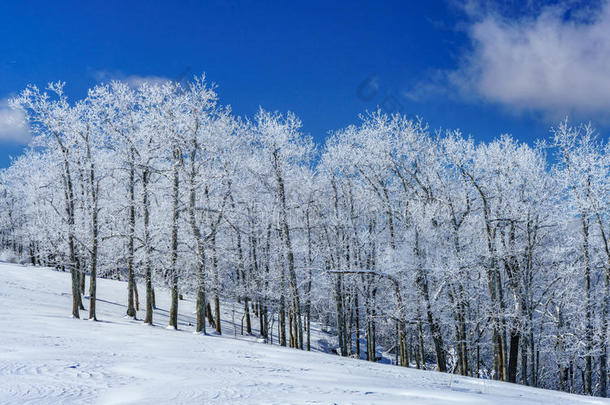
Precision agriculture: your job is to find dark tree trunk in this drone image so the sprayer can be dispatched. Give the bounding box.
[126,155,137,318]
[168,148,180,330]
[142,169,154,325]
[507,332,520,383]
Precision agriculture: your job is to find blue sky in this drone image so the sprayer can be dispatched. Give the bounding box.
[0,0,608,167]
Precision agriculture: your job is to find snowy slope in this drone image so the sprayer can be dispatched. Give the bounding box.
[0,263,608,405]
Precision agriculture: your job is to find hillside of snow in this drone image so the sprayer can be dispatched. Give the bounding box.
[0,262,608,405]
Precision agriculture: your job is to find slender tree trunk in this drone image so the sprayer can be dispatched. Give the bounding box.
[88,190,98,321]
[305,209,313,351]
[187,145,207,334]
[196,256,207,334]
[417,315,425,369]
[211,234,221,334]
[334,272,347,356]
[355,292,360,358]
[414,230,446,372]
[274,149,302,349]
[235,217,251,335]
[596,212,610,397]
[279,262,287,347]
[582,213,592,395]
[521,333,529,385]
[126,155,137,318]
[76,268,85,310]
[57,140,80,319]
[168,148,180,330]
[206,302,216,328]
[79,259,85,295]
[142,169,154,325]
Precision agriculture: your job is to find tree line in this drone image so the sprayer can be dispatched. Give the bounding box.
[1,77,610,396]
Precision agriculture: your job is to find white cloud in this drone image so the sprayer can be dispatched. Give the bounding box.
[449,1,610,120]
[0,99,30,144]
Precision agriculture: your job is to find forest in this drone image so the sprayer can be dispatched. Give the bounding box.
[1,76,609,397]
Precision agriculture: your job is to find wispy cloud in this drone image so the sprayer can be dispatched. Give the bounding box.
[93,70,171,88]
[0,99,30,144]
[412,1,610,121]
[123,74,171,88]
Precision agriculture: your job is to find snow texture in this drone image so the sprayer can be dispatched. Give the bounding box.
[0,262,607,405]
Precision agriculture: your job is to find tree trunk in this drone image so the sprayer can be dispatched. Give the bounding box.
[126,155,137,318]
[211,234,221,334]
[142,169,154,325]
[582,213,592,395]
[274,149,302,349]
[196,258,207,334]
[168,148,180,330]
[58,140,80,319]
[279,263,287,347]
[507,332,520,383]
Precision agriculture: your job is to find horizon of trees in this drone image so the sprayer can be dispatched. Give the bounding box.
[1,76,610,397]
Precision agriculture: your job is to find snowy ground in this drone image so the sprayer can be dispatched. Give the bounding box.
[0,263,608,404]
